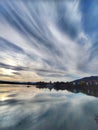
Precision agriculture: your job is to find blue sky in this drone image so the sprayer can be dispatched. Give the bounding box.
[0,0,98,82]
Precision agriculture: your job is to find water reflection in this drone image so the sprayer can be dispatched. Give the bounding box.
[0,85,98,130]
[70,88,98,97]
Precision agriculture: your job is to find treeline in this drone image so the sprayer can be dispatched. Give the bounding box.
[36,81,98,91]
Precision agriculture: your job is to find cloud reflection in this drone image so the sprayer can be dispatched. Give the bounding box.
[0,86,98,130]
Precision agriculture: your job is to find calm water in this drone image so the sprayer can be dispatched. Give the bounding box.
[0,85,98,130]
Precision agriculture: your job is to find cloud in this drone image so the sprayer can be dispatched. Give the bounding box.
[0,0,98,81]
[0,62,27,71]
[0,37,24,53]
[0,74,13,77]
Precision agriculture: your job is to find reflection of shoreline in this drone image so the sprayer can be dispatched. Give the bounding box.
[36,82,98,97]
[70,88,98,97]
[1,78,98,97]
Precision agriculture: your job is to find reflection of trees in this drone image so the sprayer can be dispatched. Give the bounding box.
[95,115,98,124]
[36,81,98,97]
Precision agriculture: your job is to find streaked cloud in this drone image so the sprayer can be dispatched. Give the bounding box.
[0,0,98,81]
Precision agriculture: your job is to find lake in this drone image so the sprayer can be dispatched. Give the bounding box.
[0,84,98,130]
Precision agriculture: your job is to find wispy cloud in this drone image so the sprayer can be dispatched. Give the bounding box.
[0,0,98,81]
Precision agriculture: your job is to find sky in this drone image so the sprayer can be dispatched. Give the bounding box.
[0,0,98,82]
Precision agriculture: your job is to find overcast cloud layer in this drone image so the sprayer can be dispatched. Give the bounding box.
[0,0,98,82]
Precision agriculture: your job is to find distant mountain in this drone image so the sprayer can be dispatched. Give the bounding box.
[72,76,98,84]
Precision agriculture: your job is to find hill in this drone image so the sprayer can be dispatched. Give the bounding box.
[72,76,98,85]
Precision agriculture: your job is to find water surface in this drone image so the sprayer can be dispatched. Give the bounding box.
[0,85,98,130]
